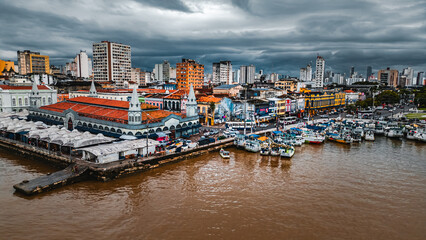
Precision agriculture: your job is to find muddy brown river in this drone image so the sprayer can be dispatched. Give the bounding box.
[1,137,425,239]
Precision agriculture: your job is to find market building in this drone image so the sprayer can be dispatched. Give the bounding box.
[28,82,200,139]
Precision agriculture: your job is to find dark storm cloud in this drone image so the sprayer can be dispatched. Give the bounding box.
[134,0,192,12]
[0,0,425,76]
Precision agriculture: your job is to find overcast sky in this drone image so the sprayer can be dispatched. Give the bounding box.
[0,0,425,76]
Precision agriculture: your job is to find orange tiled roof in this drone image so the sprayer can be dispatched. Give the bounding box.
[40,102,184,124]
[165,89,188,99]
[197,95,222,103]
[142,110,186,123]
[68,97,157,110]
[344,90,355,93]
[0,85,50,90]
[76,88,178,94]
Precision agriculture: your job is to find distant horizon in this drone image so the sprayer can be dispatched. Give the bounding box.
[1,0,425,76]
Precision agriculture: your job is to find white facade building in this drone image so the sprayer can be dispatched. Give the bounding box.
[239,65,255,84]
[153,60,171,84]
[0,81,57,112]
[314,56,325,88]
[402,67,414,86]
[300,68,307,81]
[212,61,232,85]
[75,50,91,79]
[92,41,131,88]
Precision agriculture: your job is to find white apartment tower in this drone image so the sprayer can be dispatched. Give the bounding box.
[75,50,91,79]
[92,41,131,88]
[402,67,414,86]
[300,68,307,81]
[300,64,312,82]
[212,61,233,85]
[306,64,312,81]
[153,60,171,84]
[314,56,325,88]
[239,65,256,84]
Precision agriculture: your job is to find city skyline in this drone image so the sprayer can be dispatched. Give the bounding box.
[0,0,425,76]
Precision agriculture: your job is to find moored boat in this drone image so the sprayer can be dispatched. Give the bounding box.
[245,139,260,153]
[365,130,375,141]
[387,128,403,138]
[260,142,271,155]
[219,148,230,158]
[327,132,352,144]
[304,133,325,144]
[280,145,295,158]
[234,134,246,148]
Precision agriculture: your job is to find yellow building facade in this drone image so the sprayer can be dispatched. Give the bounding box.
[274,79,298,92]
[304,91,346,115]
[0,59,15,75]
[18,50,50,74]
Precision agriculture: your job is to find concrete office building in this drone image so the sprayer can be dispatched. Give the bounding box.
[239,65,255,84]
[314,56,325,88]
[177,59,204,91]
[212,61,232,85]
[92,41,131,88]
[17,50,50,75]
[378,68,399,87]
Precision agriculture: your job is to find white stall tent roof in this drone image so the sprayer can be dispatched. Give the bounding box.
[78,139,159,157]
[0,118,115,147]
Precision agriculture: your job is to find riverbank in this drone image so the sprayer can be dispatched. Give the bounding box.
[9,134,234,195]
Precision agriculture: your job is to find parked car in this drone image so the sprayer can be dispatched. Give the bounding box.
[320,114,329,118]
[259,123,268,128]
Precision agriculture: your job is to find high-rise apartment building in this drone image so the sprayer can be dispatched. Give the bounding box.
[300,68,307,81]
[350,66,355,77]
[239,65,255,84]
[402,67,414,86]
[131,68,142,86]
[314,56,325,88]
[212,60,232,85]
[306,64,312,81]
[176,59,204,90]
[74,50,91,78]
[92,41,131,87]
[17,50,50,75]
[366,66,372,80]
[299,64,312,82]
[153,60,171,83]
[378,68,398,87]
[417,72,424,86]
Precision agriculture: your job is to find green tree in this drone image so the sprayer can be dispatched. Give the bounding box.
[415,92,426,108]
[376,90,400,105]
[346,104,357,113]
[209,102,216,114]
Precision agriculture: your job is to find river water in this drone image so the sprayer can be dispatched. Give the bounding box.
[1,137,425,239]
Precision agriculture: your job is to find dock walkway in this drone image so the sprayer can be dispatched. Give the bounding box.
[13,164,89,195]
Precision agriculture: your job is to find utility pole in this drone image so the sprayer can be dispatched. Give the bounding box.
[243,84,247,135]
[145,112,152,158]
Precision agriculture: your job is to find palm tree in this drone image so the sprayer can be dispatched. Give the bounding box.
[209,102,216,125]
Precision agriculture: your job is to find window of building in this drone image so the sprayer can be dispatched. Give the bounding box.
[25,98,28,106]
[12,98,16,107]
[18,98,22,106]
[48,97,52,104]
[42,97,46,105]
